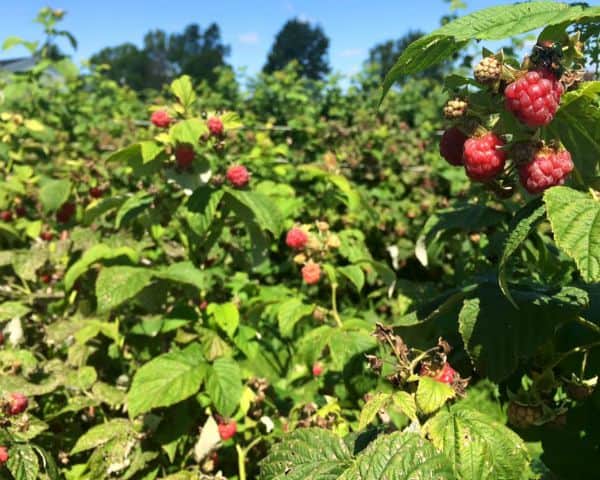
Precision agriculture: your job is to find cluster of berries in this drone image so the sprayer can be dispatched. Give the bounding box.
[151,110,250,189]
[0,392,29,466]
[285,221,341,285]
[439,41,575,195]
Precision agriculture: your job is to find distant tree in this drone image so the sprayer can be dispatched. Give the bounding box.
[366,30,448,82]
[264,19,330,80]
[90,23,230,90]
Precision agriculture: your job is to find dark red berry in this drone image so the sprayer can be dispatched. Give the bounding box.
[56,202,76,224]
[0,211,12,222]
[207,117,224,136]
[440,127,468,166]
[89,186,103,198]
[463,132,506,182]
[8,392,28,415]
[175,145,195,169]
[504,69,563,127]
[217,420,237,440]
[40,230,54,241]
[226,165,250,188]
[519,146,573,194]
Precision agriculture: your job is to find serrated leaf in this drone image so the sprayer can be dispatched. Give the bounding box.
[423,405,530,480]
[169,118,207,145]
[277,298,314,337]
[416,376,455,414]
[39,178,71,212]
[338,265,364,293]
[96,266,154,313]
[107,142,162,164]
[64,244,139,290]
[358,393,391,430]
[115,193,153,228]
[206,357,243,417]
[459,285,588,381]
[71,418,134,454]
[498,200,546,305]
[544,187,600,282]
[155,261,206,289]
[391,391,417,421]
[7,444,39,480]
[328,327,377,370]
[207,302,239,338]
[224,188,282,235]
[127,343,206,418]
[0,301,30,321]
[170,75,196,111]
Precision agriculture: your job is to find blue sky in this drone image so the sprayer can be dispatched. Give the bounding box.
[0,1,591,76]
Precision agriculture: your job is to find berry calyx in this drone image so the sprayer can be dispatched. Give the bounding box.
[56,202,76,224]
[518,145,573,194]
[0,446,8,465]
[217,420,237,441]
[150,110,172,128]
[302,261,321,285]
[439,127,468,166]
[504,69,563,127]
[0,211,12,222]
[312,362,324,376]
[89,186,103,199]
[463,132,506,181]
[286,227,308,250]
[7,392,28,415]
[175,144,195,169]
[474,56,501,84]
[207,116,224,137]
[443,98,468,119]
[226,165,250,188]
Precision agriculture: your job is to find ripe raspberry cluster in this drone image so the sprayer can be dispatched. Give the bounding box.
[439,41,576,196]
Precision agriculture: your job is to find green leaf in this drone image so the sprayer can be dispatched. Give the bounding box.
[338,265,364,293]
[328,327,377,370]
[107,142,162,164]
[0,301,30,321]
[39,178,71,212]
[544,187,600,282]
[70,418,134,454]
[459,285,588,381]
[127,343,206,418]
[7,444,39,480]
[423,405,531,480]
[498,200,546,305]
[95,266,154,313]
[416,376,455,414]
[206,357,243,417]
[171,75,197,110]
[170,118,207,145]
[358,393,391,430]
[224,188,282,235]
[391,391,417,421]
[207,302,239,338]
[277,298,314,337]
[155,261,206,289]
[115,193,153,228]
[64,244,139,291]
[259,428,352,480]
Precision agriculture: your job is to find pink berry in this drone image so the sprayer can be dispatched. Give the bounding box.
[312,362,323,376]
[434,363,457,384]
[0,446,8,464]
[218,420,237,440]
[504,69,563,128]
[8,392,28,415]
[207,117,224,136]
[519,146,573,194]
[151,110,172,128]
[463,132,506,182]
[286,227,308,250]
[302,262,321,285]
[226,165,250,188]
[0,211,12,222]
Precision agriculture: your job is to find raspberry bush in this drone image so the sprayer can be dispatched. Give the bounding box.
[0,3,599,480]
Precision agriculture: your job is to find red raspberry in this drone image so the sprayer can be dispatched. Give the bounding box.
[89,186,103,199]
[302,262,321,285]
[175,144,195,169]
[463,133,506,181]
[226,165,250,188]
[504,70,563,127]
[15,205,26,217]
[312,362,323,376]
[439,127,467,166]
[0,211,12,222]
[150,110,172,128]
[8,392,28,415]
[56,202,76,224]
[434,363,457,384]
[519,146,573,194]
[0,446,8,464]
[40,230,54,241]
[286,227,308,250]
[207,116,224,136]
[217,420,237,441]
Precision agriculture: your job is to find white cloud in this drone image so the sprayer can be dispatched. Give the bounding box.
[238,32,259,45]
[340,48,365,58]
